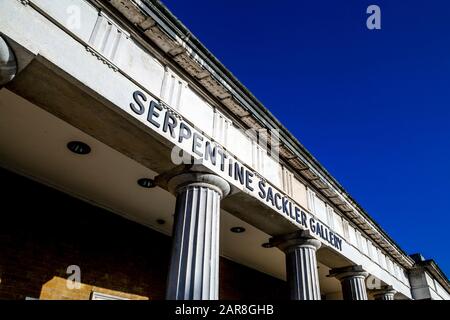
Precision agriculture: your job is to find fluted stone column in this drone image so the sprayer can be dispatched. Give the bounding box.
[0,36,17,87]
[373,286,396,300]
[271,231,322,300]
[166,172,230,300]
[329,265,369,300]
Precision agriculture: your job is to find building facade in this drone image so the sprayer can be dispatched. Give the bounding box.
[0,0,448,300]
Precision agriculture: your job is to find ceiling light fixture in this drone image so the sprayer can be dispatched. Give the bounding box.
[230,227,246,233]
[137,178,156,188]
[67,141,91,155]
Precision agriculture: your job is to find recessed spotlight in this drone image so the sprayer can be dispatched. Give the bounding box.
[67,141,91,155]
[137,178,156,188]
[261,242,273,248]
[230,227,245,233]
[156,219,166,225]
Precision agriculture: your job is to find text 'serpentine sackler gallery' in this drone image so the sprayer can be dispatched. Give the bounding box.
[0,0,448,300]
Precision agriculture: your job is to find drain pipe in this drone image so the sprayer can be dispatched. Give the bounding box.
[0,36,17,88]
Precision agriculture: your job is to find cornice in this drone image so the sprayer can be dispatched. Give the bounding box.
[102,0,414,268]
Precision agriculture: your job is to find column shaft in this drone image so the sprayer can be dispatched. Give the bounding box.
[165,173,230,300]
[373,286,396,300]
[341,276,368,300]
[286,245,321,300]
[375,293,395,300]
[329,265,369,300]
[271,231,322,300]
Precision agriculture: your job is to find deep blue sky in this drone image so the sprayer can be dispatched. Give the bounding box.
[161,0,450,277]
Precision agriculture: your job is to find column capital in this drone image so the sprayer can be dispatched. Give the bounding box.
[372,285,397,300]
[270,230,321,253]
[328,265,368,281]
[167,172,231,198]
[0,36,17,87]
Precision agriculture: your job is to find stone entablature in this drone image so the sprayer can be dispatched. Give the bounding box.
[2,0,433,298]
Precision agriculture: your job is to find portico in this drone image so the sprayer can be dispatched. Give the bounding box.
[0,0,449,301]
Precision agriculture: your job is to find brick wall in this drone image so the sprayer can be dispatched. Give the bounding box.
[0,168,287,300]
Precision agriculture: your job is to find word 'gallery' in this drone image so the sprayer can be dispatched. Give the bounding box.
[0,0,448,300]
[130,91,343,252]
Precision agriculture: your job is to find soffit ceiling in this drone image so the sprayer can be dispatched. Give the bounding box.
[0,88,343,295]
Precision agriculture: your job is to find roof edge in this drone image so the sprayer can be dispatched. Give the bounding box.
[107,0,415,268]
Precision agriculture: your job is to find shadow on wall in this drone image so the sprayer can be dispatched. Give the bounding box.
[0,167,171,300]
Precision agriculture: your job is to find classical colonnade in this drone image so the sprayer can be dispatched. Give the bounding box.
[163,171,396,300]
